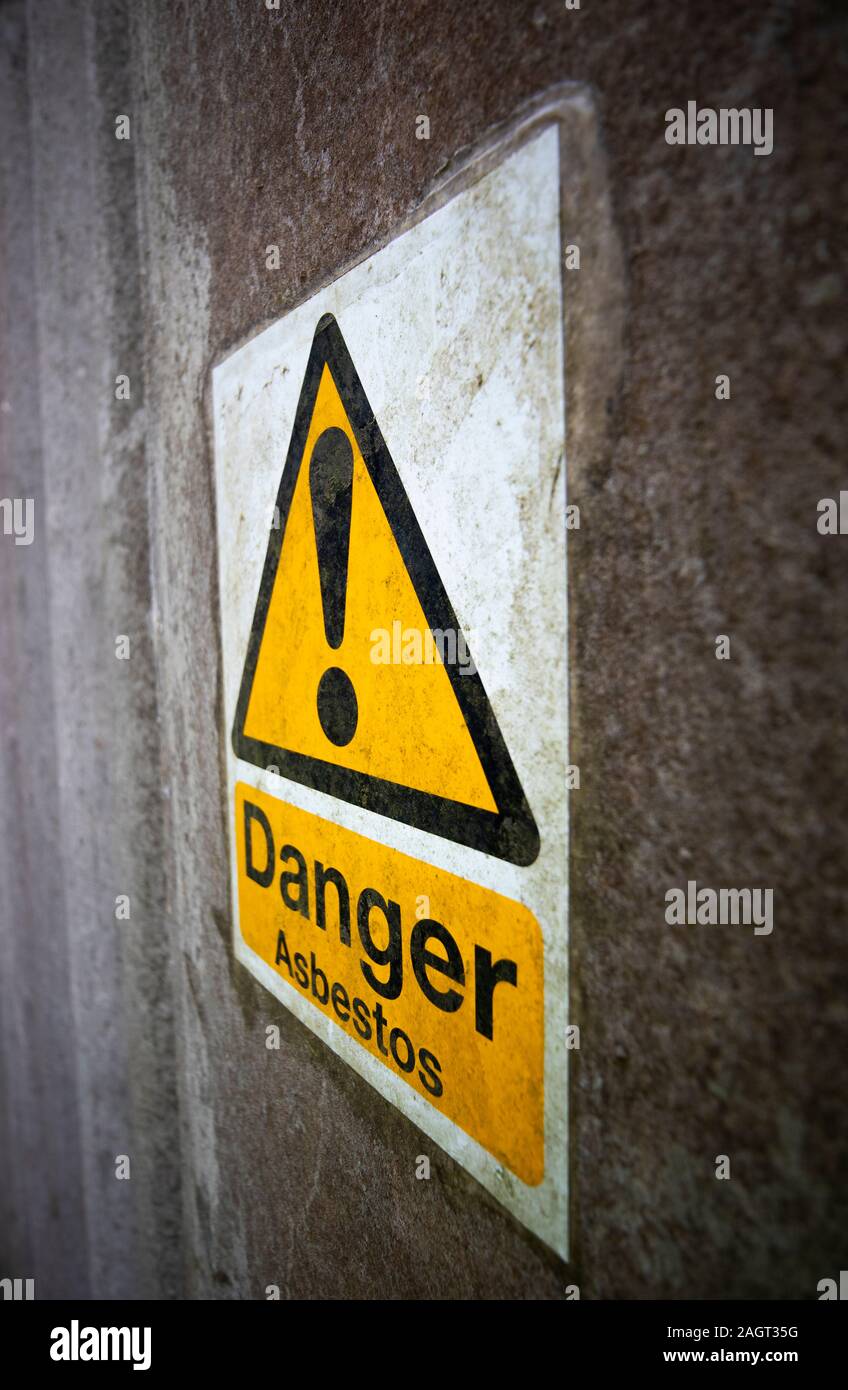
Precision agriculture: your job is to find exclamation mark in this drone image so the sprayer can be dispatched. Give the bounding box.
[310,426,358,746]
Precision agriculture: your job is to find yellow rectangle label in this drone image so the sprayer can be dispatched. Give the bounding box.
[235,782,544,1184]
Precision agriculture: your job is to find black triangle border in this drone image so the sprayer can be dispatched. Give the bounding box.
[231,313,540,867]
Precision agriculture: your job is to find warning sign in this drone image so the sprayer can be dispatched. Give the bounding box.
[232,313,538,866]
[213,119,570,1258]
[236,783,544,1183]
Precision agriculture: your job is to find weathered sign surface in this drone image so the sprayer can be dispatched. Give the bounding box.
[213,120,569,1255]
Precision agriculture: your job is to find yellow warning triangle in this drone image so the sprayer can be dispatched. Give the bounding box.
[232,314,538,865]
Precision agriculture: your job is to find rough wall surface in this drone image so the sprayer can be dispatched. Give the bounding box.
[0,0,845,1300]
[0,0,91,1298]
[0,0,181,1301]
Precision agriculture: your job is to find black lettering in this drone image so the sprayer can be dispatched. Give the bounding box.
[357,888,402,999]
[310,952,328,1005]
[293,953,308,988]
[244,801,274,888]
[352,996,372,1041]
[279,844,310,918]
[275,929,292,973]
[418,1049,443,1098]
[410,918,464,1012]
[330,981,350,1022]
[474,946,517,1040]
[373,1000,389,1055]
[389,1026,415,1073]
[314,862,351,944]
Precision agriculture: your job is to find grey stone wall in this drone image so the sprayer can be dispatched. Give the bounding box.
[0,0,845,1300]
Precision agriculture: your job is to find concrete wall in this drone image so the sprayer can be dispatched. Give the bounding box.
[0,0,845,1300]
[0,0,180,1301]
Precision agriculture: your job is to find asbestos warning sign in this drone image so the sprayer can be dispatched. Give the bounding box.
[213,118,570,1256]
